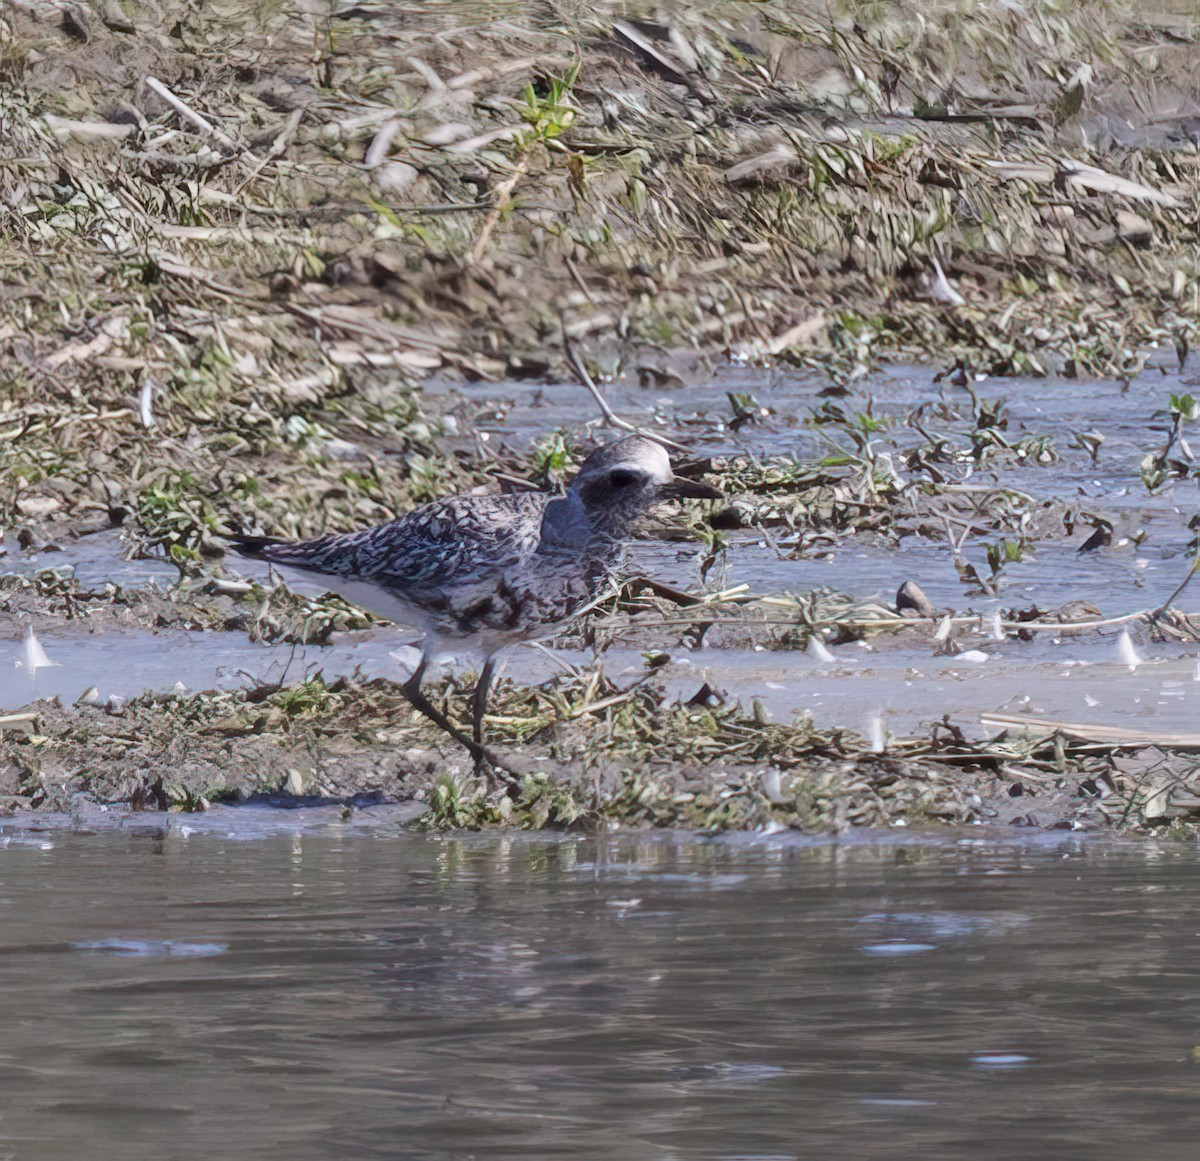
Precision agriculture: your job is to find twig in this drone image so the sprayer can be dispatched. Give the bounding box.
[755,594,1154,635]
[589,605,1154,637]
[151,251,253,299]
[395,202,490,215]
[980,712,1200,749]
[994,611,1148,633]
[232,107,305,197]
[939,511,971,555]
[939,483,1038,502]
[567,691,635,719]
[563,254,596,303]
[469,152,532,265]
[561,325,688,451]
[1150,557,1200,623]
[523,640,584,678]
[145,77,241,153]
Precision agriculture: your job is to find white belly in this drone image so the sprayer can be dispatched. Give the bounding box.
[264,565,432,632]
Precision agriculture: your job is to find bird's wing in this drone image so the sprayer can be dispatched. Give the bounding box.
[232,493,550,592]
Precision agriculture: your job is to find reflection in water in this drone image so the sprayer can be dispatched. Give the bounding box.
[0,828,1194,1159]
[71,938,230,958]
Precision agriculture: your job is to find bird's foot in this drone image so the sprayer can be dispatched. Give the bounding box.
[473,747,523,793]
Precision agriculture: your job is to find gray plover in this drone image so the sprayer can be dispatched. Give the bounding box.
[230,435,721,780]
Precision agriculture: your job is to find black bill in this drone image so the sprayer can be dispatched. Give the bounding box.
[661,478,725,501]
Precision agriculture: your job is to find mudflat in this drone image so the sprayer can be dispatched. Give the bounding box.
[1,1,1199,834]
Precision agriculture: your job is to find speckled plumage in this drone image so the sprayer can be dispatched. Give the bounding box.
[238,489,613,653]
[230,435,719,776]
[232,435,690,654]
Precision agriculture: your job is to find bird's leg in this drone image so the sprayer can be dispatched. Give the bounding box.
[472,655,499,752]
[471,652,515,778]
[398,655,520,790]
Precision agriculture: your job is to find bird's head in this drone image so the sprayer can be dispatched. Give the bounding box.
[568,435,721,533]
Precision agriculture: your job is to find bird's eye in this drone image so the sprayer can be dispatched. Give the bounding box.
[608,469,639,489]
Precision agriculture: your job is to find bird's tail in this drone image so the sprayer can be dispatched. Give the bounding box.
[226,531,349,575]
[226,533,286,561]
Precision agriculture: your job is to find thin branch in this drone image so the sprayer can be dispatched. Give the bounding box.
[469,151,532,265]
[561,325,688,451]
[1150,557,1200,623]
[980,712,1200,750]
[589,604,1157,637]
[563,254,596,303]
[145,77,242,154]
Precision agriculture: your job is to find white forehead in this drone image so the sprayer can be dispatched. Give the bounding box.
[619,438,672,482]
[575,435,673,484]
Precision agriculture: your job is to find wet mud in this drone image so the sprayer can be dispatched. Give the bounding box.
[3,362,1200,835]
[3,3,1200,832]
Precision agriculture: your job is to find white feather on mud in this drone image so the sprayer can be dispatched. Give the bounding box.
[139,378,156,428]
[1115,629,1142,670]
[808,637,835,664]
[925,258,966,306]
[865,712,887,753]
[17,627,61,673]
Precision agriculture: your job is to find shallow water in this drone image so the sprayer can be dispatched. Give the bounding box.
[6,365,1200,741]
[7,364,1200,743]
[6,618,1200,741]
[447,361,1200,617]
[0,827,1198,1160]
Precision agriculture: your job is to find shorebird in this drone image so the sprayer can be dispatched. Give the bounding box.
[229,435,721,781]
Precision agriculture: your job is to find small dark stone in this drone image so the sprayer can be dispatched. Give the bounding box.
[896,579,936,617]
[708,506,748,530]
[686,682,724,708]
[1076,525,1112,553]
[61,6,91,41]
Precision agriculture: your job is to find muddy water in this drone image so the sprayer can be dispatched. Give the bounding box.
[8,623,1200,742]
[0,826,1197,1161]
[7,365,1200,741]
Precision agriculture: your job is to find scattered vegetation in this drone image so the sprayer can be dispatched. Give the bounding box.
[0,0,1196,554]
[2,655,1197,837]
[0,1,1198,832]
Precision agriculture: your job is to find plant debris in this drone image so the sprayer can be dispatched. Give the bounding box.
[1,1,1198,833]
